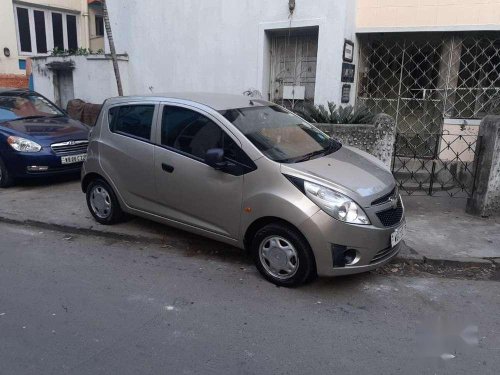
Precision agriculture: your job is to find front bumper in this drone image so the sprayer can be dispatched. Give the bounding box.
[299,209,404,277]
[3,149,83,178]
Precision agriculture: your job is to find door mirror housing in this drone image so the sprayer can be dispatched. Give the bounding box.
[205,148,226,170]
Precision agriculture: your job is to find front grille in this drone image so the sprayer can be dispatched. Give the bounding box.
[376,198,403,227]
[370,245,399,264]
[51,140,88,155]
[371,187,396,206]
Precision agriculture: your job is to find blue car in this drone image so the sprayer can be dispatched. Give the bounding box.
[0,88,90,187]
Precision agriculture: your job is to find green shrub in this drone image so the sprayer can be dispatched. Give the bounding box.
[293,102,374,124]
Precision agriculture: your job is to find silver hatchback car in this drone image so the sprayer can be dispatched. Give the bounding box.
[82,93,405,286]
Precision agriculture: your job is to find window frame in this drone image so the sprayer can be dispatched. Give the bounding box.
[156,102,253,169]
[15,7,32,53]
[33,9,48,53]
[13,4,80,56]
[95,15,104,37]
[107,102,159,144]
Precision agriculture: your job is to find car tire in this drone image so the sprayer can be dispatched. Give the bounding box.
[0,157,15,188]
[86,179,126,225]
[251,223,317,287]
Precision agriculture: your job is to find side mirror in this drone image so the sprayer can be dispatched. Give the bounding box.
[205,148,226,170]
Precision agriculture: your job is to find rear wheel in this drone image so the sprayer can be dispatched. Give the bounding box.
[251,223,316,287]
[0,157,15,188]
[86,179,125,224]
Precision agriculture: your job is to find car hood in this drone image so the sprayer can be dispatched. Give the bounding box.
[0,116,89,145]
[281,146,396,207]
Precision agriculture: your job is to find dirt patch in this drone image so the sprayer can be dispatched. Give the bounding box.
[375,259,497,281]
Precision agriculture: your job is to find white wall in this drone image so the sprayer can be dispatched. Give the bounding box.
[357,0,500,32]
[0,0,24,75]
[0,0,89,77]
[31,55,129,105]
[105,0,356,105]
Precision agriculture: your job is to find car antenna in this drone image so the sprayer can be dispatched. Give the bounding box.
[249,100,255,106]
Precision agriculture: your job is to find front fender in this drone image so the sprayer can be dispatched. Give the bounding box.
[238,158,320,248]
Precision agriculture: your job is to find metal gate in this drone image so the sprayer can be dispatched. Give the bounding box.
[269,28,318,108]
[392,132,482,197]
[357,32,500,197]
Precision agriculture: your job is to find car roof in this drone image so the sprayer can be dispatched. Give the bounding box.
[106,92,272,111]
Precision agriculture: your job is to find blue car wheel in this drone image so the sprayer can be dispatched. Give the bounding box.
[0,156,15,188]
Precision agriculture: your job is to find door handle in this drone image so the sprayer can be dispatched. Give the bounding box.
[161,163,174,173]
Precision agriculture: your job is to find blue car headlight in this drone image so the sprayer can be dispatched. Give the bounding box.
[7,136,42,152]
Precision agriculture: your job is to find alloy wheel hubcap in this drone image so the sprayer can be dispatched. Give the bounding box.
[259,236,299,279]
[90,185,112,219]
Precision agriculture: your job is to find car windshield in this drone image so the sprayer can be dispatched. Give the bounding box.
[220,105,341,163]
[0,94,64,123]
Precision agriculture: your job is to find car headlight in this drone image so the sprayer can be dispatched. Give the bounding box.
[7,136,42,152]
[304,180,371,225]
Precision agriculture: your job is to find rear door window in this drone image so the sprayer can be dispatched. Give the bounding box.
[109,105,155,141]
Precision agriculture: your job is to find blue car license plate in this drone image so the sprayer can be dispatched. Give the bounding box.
[61,153,87,165]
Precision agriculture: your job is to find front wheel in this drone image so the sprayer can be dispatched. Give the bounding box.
[86,179,126,224]
[251,223,317,287]
[0,157,14,188]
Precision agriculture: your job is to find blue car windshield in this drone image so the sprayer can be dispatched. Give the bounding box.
[0,94,63,123]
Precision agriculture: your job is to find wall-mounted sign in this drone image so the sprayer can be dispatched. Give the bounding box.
[341,62,355,83]
[343,40,354,62]
[341,84,351,103]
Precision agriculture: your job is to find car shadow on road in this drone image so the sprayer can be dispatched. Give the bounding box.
[14,172,81,189]
[142,220,378,290]
[147,220,253,265]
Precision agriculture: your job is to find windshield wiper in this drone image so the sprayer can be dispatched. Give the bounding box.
[4,115,48,122]
[287,140,341,163]
[292,149,327,163]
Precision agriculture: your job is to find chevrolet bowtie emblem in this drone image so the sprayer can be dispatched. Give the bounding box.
[389,196,398,209]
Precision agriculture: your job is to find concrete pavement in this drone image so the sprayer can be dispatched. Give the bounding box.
[0,221,499,374]
[0,176,499,267]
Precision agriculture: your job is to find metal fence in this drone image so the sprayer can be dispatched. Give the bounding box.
[358,32,500,134]
[392,133,481,197]
[357,32,499,197]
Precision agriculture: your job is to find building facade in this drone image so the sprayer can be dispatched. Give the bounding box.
[103,0,358,106]
[99,0,500,113]
[357,0,500,134]
[88,0,104,52]
[25,0,500,197]
[0,0,104,88]
[356,0,500,197]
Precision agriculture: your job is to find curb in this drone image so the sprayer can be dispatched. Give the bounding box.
[1,215,496,271]
[394,243,496,269]
[395,254,496,268]
[0,216,166,245]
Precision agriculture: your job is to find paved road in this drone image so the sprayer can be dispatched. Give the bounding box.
[0,222,498,375]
